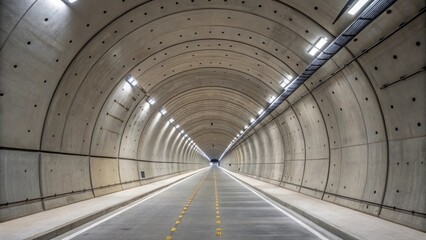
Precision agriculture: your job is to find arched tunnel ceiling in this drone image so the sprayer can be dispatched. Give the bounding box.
[1,0,425,231]
[0,0,404,159]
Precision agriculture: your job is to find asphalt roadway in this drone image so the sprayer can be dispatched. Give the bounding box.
[56,166,333,240]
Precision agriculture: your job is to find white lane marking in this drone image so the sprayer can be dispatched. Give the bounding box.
[220,168,329,240]
[61,168,209,240]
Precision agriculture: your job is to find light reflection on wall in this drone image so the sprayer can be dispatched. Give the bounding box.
[162,123,176,161]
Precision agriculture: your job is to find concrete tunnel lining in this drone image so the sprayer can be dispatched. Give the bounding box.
[0,0,425,237]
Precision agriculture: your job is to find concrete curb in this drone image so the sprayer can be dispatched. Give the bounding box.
[30,169,205,240]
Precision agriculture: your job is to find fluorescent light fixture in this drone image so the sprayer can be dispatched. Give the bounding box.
[147,98,155,105]
[184,134,188,137]
[175,125,180,129]
[315,37,328,49]
[160,108,167,115]
[169,118,174,123]
[268,96,276,103]
[244,125,248,129]
[237,134,240,137]
[308,37,328,56]
[239,130,243,134]
[280,76,292,88]
[180,130,184,134]
[308,47,320,56]
[348,0,369,15]
[126,76,138,86]
[250,118,255,123]
[68,0,77,3]
[258,109,264,115]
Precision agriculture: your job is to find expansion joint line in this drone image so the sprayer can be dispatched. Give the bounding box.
[214,167,222,237]
[165,171,209,240]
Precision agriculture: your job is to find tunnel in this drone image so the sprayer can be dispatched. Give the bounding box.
[0,0,425,239]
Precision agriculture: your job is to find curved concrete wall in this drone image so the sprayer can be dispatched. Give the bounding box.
[0,0,424,233]
[221,2,426,231]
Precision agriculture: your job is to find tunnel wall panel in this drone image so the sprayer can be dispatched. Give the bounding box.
[40,153,93,210]
[381,138,426,230]
[119,159,140,190]
[359,142,388,215]
[0,150,43,221]
[91,81,144,157]
[90,157,121,197]
[119,101,152,159]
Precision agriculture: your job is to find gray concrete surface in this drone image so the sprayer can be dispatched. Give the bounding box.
[222,168,426,240]
[0,169,205,240]
[55,167,334,240]
[0,0,425,237]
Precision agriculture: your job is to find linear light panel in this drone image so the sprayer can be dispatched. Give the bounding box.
[348,0,369,15]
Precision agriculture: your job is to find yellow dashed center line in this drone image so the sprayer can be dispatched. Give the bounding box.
[214,168,222,237]
[165,171,209,240]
